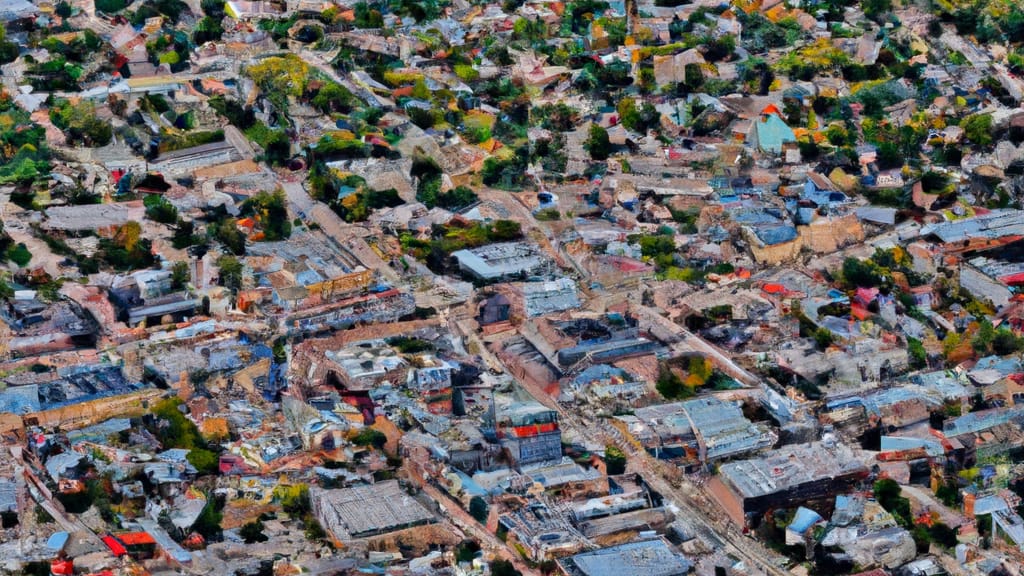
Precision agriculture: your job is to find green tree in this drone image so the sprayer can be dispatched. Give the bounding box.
[243,189,291,241]
[617,98,641,132]
[435,185,478,211]
[144,194,179,224]
[411,78,431,100]
[972,319,996,355]
[842,257,880,287]
[311,82,355,114]
[656,364,690,399]
[862,0,892,21]
[352,428,387,449]
[192,496,223,540]
[217,255,243,292]
[488,220,522,242]
[585,124,611,160]
[604,445,626,475]
[908,337,927,369]
[6,243,31,267]
[172,219,201,249]
[170,261,190,290]
[240,520,268,543]
[274,484,311,516]
[455,539,481,563]
[151,398,203,449]
[0,26,16,65]
[684,62,704,91]
[992,329,1023,356]
[468,496,489,523]
[961,114,993,147]
[187,448,219,475]
[214,219,246,255]
[637,67,656,94]
[874,479,912,527]
[491,560,522,576]
[353,2,383,27]
[814,327,835,350]
[942,332,961,358]
[193,16,223,44]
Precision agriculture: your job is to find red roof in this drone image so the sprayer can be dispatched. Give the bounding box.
[51,560,75,575]
[101,535,127,556]
[116,532,156,546]
[850,302,872,321]
[855,287,879,303]
[392,86,414,98]
[762,283,786,294]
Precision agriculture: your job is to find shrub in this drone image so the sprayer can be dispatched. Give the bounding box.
[240,520,268,543]
[352,428,387,449]
[468,496,488,523]
[7,243,31,267]
[604,445,626,475]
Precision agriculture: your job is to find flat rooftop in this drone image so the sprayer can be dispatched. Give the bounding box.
[311,480,434,540]
[43,201,146,231]
[452,241,547,280]
[559,537,692,576]
[718,441,867,499]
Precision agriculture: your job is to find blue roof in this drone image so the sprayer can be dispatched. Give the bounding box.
[47,532,69,551]
[733,209,782,225]
[788,507,823,534]
[755,113,796,153]
[574,364,630,385]
[755,225,798,246]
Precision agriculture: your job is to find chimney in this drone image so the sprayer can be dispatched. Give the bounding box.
[963,490,976,517]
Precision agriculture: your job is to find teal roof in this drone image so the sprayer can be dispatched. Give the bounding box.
[755,114,796,153]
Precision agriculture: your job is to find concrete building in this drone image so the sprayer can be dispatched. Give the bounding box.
[493,400,562,467]
[711,441,869,525]
[617,397,775,470]
[310,481,434,542]
[558,537,692,576]
[452,242,548,281]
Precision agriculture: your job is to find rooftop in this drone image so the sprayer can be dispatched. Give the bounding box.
[311,480,434,540]
[559,537,692,576]
[718,441,867,499]
[452,242,548,280]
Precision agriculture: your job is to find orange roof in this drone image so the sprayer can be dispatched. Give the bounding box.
[236,217,256,228]
[117,532,156,546]
[761,103,782,116]
[851,302,872,321]
[478,138,502,153]
[392,86,414,98]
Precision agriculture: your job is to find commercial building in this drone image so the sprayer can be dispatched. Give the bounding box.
[493,400,562,467]
[452,242,549,281]
[558,537,692,576]
[712,441,869,525]
[310,481,434,542]
[617,397,775,469]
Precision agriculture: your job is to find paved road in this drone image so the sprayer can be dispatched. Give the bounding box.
[420,482,536,575]
[224,125,256,160]
[506,318,789,576]
[632,304,760,386]
[582,417,788,576]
